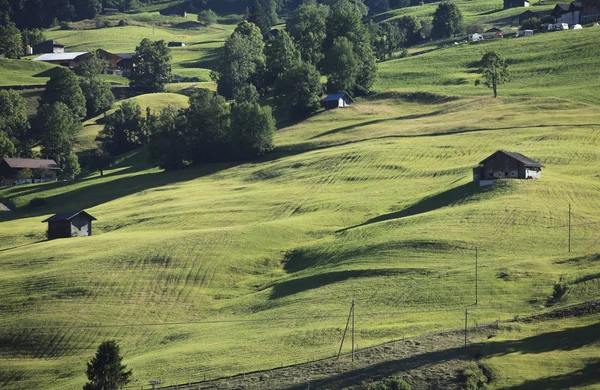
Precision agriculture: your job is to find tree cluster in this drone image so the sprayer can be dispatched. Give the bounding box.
[431,0,464,40]
[129,39,173,93]
[372,16,426,60]
[148,88,275,170]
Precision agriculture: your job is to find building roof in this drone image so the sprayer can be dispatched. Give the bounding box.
[42,210,97,223]
[552,3,571,15]
[480,150,545,168]
[34,39,65,48]
[1,157,61,170]
[33,52,88,62]
[485,27,502,32]
[116,53,136,60]
[322,93,354,103]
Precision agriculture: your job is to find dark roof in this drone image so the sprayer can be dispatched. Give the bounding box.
[322,93,354,103]
[570,1,582,9]
[116,53,136,60]
[485,27,502,32]
[552,3,571,15]
[42,210,97,223]
[34,40,65,47]
[1,158,60,170]
[480,150,545,168]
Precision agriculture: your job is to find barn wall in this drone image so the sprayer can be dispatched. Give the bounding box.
[70,216,91,237]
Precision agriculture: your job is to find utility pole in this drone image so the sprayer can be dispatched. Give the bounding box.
[475,247,479,305]
[351,299,355,362]
[464,308,468,347]
[568,203,571,253]
[337,301,353,359]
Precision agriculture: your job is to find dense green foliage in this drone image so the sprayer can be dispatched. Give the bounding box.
[197,9,218,26]
[213,21,265,99]
[369,376,412,390]
[478,51,510,98]
[274,60,323,118]
[0,89,30,156]
[431,0,464,39]
[76,53,115,115]
[521,17,542,31]
[286,0,330,67]
[130,39,173,93]
[98,100,147,156]
[264,30,302,88]
[230,100,275,157]
[83,341,132,390]
[36,102,82,162]
[247,0,271,35]
[40,67,87,119]
[0,130,15,157]
[0,22,21,59]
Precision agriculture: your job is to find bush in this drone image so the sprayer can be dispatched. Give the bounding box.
[369,377,411,390]
[118,20,128,27]
[59,21,72,30]
[29,197,47,207]
[399,48,409,58]
[521,17,542,31]
[462,363,489,390]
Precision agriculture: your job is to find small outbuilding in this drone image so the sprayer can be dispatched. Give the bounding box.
[168,41,186,47]
[321,92,354,109]
[473,150,544,186]
[505,0,529,8]
[42,210,97,239]
[32,40,66,54]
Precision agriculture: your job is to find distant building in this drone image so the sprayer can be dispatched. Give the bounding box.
[552,2,581,24]
[504,0,529,9]
[42,210,97,239]
[33,52,88,68]
[168,42,186,47]
[0,158,60,186]
[473,150,544,186]
[321,93,354,110]
[103,7,119,15]
[513,10,538,25]
[33,40,66,54]
[115,53,136,74]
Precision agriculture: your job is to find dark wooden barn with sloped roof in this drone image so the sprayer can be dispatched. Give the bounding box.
[474,150,544,185]
[42,211,97,239]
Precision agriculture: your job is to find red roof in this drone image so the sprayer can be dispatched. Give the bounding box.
[1,158,61,170]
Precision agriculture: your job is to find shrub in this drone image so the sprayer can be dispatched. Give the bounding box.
[59,21,72,30]
[29,197,47,207]
[118,19,127,27]
[399,48,409,58]
[369,376,411,390]
[462,363,488,390]
[521,17,542,31]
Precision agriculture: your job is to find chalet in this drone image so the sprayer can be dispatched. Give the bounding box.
[42,210,97,239]
[97,49,124,70]
[168,41,186,47]
[33,40,65,54]
[473,150,544,186]
[33,52,88,68]
[321,93,354,109]
[0,158,60,186]
[504,0,529,9]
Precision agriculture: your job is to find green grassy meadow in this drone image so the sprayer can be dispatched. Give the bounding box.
[1,4,600,390]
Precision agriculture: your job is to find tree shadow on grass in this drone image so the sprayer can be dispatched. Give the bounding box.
[286,322,600,390]
[33,67,62,79]
[270,268,430,299]
[339,181,487,233]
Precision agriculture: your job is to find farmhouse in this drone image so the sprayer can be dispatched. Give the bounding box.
[504,0,529,9]
[473,150,544,186]
[552,2,581,24]
[95,49,135,75]
[33,52,88,68]
[42,210,97,239]
[321,93,354,109]
[0,158,60,186]
[33,40,65,54]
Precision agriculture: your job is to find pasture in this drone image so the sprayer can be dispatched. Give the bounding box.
[1,6,600,390]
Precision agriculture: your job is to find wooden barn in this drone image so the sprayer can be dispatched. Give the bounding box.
[473,150,544,186]
[321,93,354,109]
[42,211,97,239]
[0,158,60,185]
[32,40,65,54]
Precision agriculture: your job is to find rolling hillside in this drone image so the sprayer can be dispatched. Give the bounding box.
[1,5,600,390]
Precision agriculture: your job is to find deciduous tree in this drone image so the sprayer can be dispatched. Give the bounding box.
[36,102,81,161]
[264,30,301,88]
[230,101,275,158]
[0,130,15,158]
[274,60,323,118]
[129,39,172,93]
[286,0,330,67]
[478,51,510,98]
[148,106,189,170]
[0,21,22,58]
[197,9,217,26]
[431,0,464,39]
[98,99,145,156]
[212,21,265,99]
[0,89,30,155]
[40,67,87,119]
